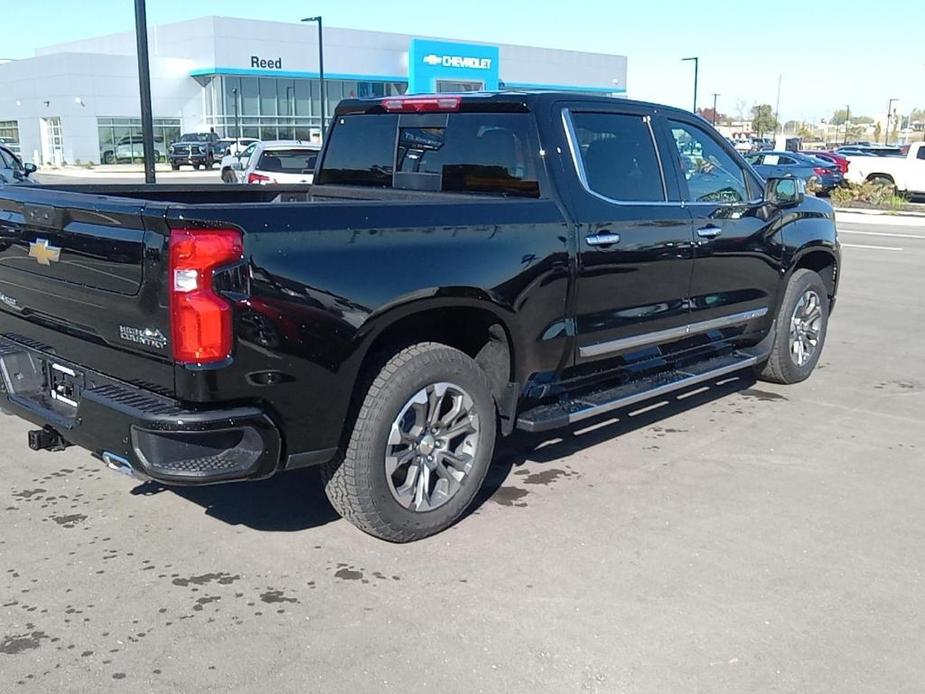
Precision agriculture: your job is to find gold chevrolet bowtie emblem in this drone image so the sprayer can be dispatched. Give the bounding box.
[28,238,62,266]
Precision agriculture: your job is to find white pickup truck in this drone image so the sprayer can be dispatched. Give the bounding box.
[846,142,925,196]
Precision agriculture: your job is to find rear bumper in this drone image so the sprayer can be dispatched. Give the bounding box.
[0,335,281,485]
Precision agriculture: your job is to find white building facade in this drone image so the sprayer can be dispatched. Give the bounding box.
[0,16,628,166]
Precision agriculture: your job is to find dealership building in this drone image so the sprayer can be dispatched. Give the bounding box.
[0,16,628,166]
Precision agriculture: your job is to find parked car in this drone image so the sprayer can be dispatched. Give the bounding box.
[0,92,840,542]
[834,145,903,158]
[745,151,844,194]
[0,144,37,185]
[803,150,849,175]
[225,141,320,185]
[844,141,925,196]
[219,139,260,183]
[167,131,222,170]
[217,137,259,157]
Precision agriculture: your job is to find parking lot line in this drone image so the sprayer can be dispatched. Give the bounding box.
[839,229,925,240]
[841,243,904,251]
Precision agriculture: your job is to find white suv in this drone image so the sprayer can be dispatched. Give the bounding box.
[223,141,321,185]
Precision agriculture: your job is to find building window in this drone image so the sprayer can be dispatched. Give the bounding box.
[0,120,20,155]
[97,117,181,165]
[204,75,408,141]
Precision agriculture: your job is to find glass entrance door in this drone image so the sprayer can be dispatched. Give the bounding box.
[41,117,63,165]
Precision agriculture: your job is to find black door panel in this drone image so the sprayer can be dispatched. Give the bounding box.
[660,117,784,343]
[559,107,695,369]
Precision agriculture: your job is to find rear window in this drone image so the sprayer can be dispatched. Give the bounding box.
[316,112,540,197]
[257,149,319,174]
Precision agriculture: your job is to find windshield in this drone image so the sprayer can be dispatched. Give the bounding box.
[178,133,211,143]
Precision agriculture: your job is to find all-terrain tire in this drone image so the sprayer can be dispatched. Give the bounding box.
[322,342,496,542]
[758,269,830,384]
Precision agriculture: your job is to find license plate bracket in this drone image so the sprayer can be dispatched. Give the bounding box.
[48,362,83,408]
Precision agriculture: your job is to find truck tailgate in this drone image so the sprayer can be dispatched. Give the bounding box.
[0,186,173,392]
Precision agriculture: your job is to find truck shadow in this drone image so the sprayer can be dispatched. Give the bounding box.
[469,371,761,516]
[130,371,761,533]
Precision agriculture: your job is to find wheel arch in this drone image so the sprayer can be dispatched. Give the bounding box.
[788,245,839,301]
[340,293,521,445]
[865,172,896,185]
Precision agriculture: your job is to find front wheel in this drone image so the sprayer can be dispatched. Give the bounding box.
[758,269,830,384]
[323,342,497,542]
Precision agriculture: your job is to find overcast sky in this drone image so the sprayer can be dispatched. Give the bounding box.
[2,0,923,121]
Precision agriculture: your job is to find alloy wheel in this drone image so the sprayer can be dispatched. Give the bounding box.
[385,382,480,512]
[789,289,823,367]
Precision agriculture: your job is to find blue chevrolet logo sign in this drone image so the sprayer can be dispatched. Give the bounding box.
[409,38,500,93]
[422,53,493,70]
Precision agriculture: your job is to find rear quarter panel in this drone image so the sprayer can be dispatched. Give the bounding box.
[168,196,572,456]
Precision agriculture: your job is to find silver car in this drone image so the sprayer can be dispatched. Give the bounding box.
[0,145,37,185]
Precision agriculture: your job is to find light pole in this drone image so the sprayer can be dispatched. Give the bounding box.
[710,93,720,125]
[885,98,897,144]
[301,16,326,133]
[231,87,240,142]
[133,0,156,183]
[682,57,699,113]
[844,104,850,145]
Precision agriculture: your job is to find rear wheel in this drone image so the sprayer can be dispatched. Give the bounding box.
[758,269,830,384]
[221,169,236,184]
[867,174,895,190]
[323,342,496,542]
[193,162,201,170]
[170,163,180,171]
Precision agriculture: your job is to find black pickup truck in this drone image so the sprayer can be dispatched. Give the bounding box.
[0,93,839,541]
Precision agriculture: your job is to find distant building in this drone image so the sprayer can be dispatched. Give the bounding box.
[0,16,628,165]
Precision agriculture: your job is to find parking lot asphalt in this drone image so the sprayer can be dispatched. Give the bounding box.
[2,210,924,692]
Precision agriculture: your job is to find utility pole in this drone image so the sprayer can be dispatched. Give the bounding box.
[774,74,782,135]
[682,57,699,113]
[302,16,326,133]
[885,98,897,144]
[710,93,720,125]
[133,0,156,183]
[844,104,850,145]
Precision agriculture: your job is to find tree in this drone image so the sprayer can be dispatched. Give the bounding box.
[910,108,925,124]
[751,104,778,138]
[697,107,729,125]
[831,110,873,126]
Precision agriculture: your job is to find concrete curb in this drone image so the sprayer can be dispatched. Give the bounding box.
[835,210,925,227]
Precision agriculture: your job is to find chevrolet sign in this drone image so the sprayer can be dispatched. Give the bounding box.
[422,53,493,70]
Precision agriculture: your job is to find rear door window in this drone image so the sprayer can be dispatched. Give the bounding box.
[568,112,664,202]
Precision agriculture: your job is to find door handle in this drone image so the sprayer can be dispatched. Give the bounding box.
[585,232,621,247]
[696,225,722,239]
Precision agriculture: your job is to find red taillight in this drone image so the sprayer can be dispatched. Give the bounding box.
[247,172,274,184]
[813,167,829,176]
[168,228,243,365]
[381,96,462,113]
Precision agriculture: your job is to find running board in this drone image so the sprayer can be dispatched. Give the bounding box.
[516,352,757,433]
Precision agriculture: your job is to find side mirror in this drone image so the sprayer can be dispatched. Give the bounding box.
[23,163,37,176]
[764,176,804,207]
